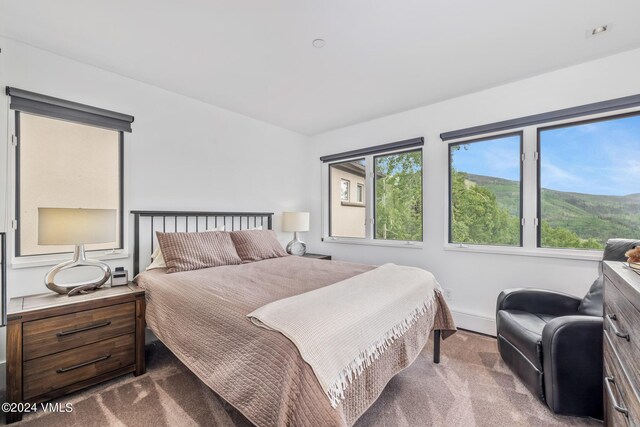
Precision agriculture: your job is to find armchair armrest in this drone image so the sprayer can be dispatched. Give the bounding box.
[541,316,603,418]
[496,288,581,316]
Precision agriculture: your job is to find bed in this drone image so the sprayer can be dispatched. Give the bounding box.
[132,210,456,427]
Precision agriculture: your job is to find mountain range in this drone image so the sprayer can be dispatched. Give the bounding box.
[466,174,640,244]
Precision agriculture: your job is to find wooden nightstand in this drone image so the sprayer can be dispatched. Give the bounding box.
[302,253,332,260]
[5,284,145,423]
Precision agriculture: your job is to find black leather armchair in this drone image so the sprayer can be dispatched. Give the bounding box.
[496,239,640,419]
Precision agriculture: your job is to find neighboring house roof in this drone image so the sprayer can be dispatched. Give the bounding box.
[333,161,386,179]
[334,161,366,178]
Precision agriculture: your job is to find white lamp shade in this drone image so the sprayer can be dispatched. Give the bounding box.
[282,212,310,232]
[38,208,117,245]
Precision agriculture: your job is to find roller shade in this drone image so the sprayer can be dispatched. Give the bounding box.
[320,137,423,163]
[6,87,134,132]
[440,93,640,142]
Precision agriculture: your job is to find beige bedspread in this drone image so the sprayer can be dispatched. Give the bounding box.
[135,256,456,427]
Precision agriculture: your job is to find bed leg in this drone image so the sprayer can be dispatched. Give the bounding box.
[433,329,441,364]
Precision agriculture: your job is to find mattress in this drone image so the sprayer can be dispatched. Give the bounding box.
[135,256,456,427]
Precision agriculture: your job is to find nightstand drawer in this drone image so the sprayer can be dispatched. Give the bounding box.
[23,334,135,400]
[23,302,135,361]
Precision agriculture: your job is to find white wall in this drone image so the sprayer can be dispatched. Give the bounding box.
[307,48,640,335]
[0,37,313,362]
[1,36,639,363]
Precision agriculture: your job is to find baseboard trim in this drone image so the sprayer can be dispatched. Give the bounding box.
[450,310,496,337]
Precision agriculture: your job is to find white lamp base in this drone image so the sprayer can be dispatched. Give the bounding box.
[45,244,111,296]
[286,232,307,256]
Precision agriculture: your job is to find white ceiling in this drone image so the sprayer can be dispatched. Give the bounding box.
[2,1,640,135]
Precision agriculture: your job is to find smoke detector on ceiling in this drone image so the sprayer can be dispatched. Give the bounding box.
[312,39,326,48]
[587,24,611,38]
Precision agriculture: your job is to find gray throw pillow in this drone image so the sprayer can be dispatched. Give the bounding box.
[156,230,242,273]
[230,230,288,262]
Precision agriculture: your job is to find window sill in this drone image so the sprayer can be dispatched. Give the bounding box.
[11,251,129,269]
[340,201,365,208]
[443,244,602,261]
[323,238,423,249]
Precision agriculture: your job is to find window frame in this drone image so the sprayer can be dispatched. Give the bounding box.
[323,147,424,248]
[445,106,640,260]
[447,131,523,247]
[10,111,128,266]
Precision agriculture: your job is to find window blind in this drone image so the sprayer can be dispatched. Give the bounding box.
[6,87,134,133]
[320,137,423,163]
[440,93,640,142]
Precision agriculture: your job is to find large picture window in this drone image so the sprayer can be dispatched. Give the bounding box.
[324,138,424,245]
[444,95,640,256]
[538,113,640,250]
[449,134,522,246]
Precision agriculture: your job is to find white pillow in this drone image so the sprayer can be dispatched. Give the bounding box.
[146,245,167,270]
[145,225,227,270]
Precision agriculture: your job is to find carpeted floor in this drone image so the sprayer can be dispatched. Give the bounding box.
[8,330,601,427]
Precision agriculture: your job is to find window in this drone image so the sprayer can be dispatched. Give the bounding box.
[375,150,422,241]
[444,95,640,256]
[340,179,350,202]
[449,133,522,246]
[8,87,133,258]
[16,113,122,256]
[330,160,365,238]
[538,113,640,250]
[323,137,424,245]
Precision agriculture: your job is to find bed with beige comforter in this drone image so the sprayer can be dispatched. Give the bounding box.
[135,256,456,427]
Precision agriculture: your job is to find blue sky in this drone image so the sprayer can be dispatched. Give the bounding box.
[451,114,640,196]
[451,134,521,181]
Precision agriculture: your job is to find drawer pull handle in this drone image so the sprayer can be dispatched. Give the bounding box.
[605,376,629,417]
[605,314,630,341]
[56,354,111,373]
[57,320,111,337]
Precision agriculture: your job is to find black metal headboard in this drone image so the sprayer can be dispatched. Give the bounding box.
[131,210,274,276]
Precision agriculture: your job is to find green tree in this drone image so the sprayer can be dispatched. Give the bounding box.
[373,145,607,249]
[375,151,422,240]
[450,169,520,245]
[540,221,602,249]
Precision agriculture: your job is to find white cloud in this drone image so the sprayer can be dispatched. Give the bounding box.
[540,162,583,189]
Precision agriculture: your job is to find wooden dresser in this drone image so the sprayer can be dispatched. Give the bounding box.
[603,261,640,426]
[5,284,145,423]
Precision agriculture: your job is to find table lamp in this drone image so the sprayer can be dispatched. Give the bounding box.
[282,212,309,256]
[38,207,116,296]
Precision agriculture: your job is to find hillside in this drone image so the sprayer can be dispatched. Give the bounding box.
[465,173,640,244]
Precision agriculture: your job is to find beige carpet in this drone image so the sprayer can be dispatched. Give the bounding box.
[9,330,601,427]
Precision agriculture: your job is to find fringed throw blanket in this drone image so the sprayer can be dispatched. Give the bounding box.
[248,263,441,408]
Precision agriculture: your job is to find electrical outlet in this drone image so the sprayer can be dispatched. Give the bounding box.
[443,288,453,301]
